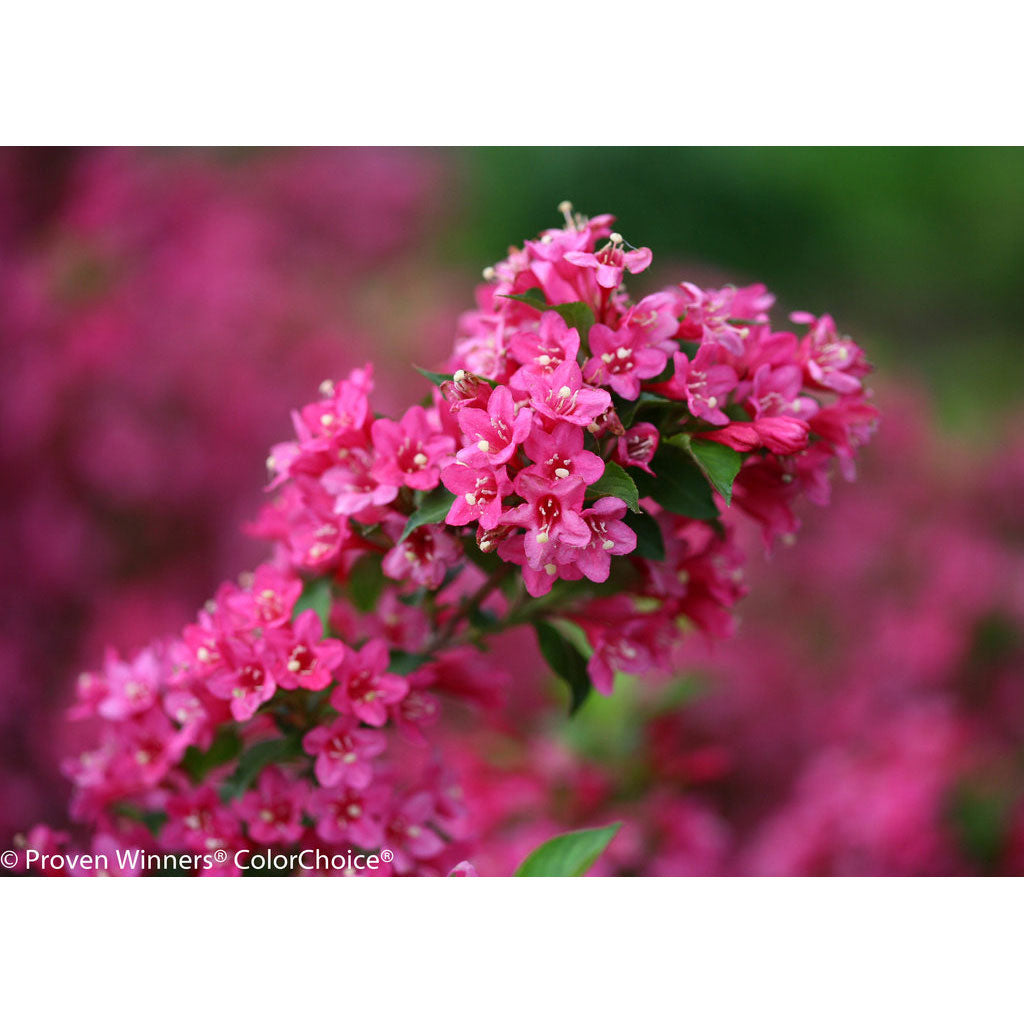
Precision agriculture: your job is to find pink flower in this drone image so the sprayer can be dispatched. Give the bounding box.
[658,348,738,425]
[508,311,581,389]
[616,423,659,474]
[702,417,809,456]
[441,459,512,530]
[322,447,400,516]
[456,385,532,465]
[583,323,668,400]
[237,766,309,845]
[524,359,611,428]
[385,792,446,872]
[370,405,455,491]
[751,363,820,420]
[574,498,638,582]
[563,233,652,290]
[329,638,409,726]
[268,609,346,692]
[302,716,387,789]
[793,312,866,394]
[522,421,606,485]
[204,640,277,722]
[502,471,591,567]
[382,522,461,590]
[308,783,387,848]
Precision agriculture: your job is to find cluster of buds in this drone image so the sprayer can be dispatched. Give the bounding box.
[26,205,877,875]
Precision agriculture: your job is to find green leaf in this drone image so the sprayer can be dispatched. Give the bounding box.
[514,823,622,877]
[585,461,641,514]
[499,289,546,312]
[414,365,454,388]
[221,736,302,802]
[181,726,243,784]
[293,577,333,638]
[389,650,431,675]
[552,301,595,346]
[113,804,168,837]
[500,292,594,346]
[400,486,457,542]
[534,621,593,715]
[681,436,743,505]
[347,554,385,613]
[632,444,718,520]
[623,508,665,561]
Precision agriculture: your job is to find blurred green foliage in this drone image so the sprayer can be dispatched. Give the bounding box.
[443,148,1024,433]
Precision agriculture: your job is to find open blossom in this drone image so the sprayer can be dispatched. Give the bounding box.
[382,521,461,590]
[502,471,591,567]
[616,423,659,474]
[522,421,605,485]
[524,358,611,427]
[657,348,739,425]
[330,638,409,726]
[563,232,652,290]
[456,385,532,465]
[509,312,580,389]
[238,767,309,845]
[441,459,512,531]
[370,405,455,491]
[42,203,877,877]
[584,322,668,400]
[302,716,388,789]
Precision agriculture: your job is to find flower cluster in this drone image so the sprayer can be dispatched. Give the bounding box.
[443,395,1024,876]
[19,204,876,875]
[0,147,441,839]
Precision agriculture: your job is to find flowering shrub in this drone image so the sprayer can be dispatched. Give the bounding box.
[0,148,443,838]
[444,395,1024,876]
[18,203,877,875]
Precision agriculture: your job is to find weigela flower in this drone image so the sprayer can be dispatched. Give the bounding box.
[524,358,611,427]
[584,322,668,400]
[238,766,309,845]
[329,638,409,726]
[456,385,532,465]
[302,716,387,789]
[441,459,513,531]
[370,405,455,491]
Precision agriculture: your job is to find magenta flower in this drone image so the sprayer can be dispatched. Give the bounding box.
[502,471,591,567]
[382,521,461,590]
[329,638,409,726]
[522,421,605,486]
[583,323,668,400]
[660,347,738,426]
[268,609,346,692]
[616,423,660,475]
[524,358,611,428]
[308,782,387,849]
[703,416,810,456]
[321,447,400,516]
[574,498,638,583]
[563,233,652,290]
[456,385,532,466]
[441,459,512,531]
[370,406,455,491]
[508,311,581,389]
[204,640,277,722]
[751,363,820,420]
[302,715,387,789]
[793,312,867,394]
[237,766,309,845]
